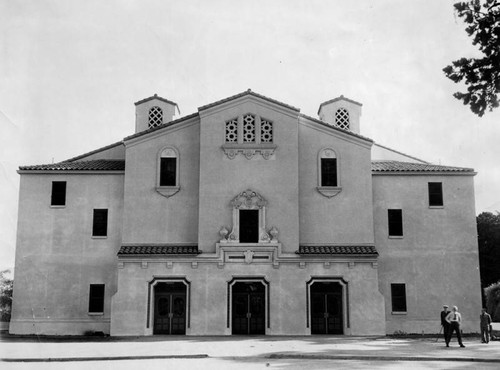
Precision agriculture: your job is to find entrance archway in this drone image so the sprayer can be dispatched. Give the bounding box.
[231,281,266,335]
[153,282,187,335]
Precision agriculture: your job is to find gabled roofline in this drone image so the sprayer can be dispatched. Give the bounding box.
[317,95,362,115]
[373,142,429,164]
[65,141,124,162]
[299,113,373,144]
[123,112,199,142]
[198,89,300,113]
[134,94,177,106]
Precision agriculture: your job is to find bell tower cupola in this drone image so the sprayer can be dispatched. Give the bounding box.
[134,94,178,133]
[317,95,362,134]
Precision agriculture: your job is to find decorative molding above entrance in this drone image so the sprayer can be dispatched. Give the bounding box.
[219,189,279,244]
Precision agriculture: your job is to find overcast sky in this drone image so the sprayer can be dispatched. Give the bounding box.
[1,0,499,273]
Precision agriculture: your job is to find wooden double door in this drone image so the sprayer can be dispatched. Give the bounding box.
[153,282,186,335]
[232,282,266,335]
[310,282,343,334]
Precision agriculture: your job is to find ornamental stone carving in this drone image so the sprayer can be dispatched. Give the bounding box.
[231,189,267,209]
[226,189,275,243]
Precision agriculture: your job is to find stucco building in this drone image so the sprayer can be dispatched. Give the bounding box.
[10,90,481,336]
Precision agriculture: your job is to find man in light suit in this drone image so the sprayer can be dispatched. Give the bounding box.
[446,305,465,348]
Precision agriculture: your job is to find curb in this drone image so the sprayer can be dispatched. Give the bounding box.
[1,354,209,363]
[268,353,500,363]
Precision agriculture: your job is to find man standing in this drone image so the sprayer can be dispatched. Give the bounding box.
[440,305,451,344]
[446,306,465,348]
[480,308,492,343]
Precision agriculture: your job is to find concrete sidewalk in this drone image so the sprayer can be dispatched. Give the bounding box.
[1,334,499,363]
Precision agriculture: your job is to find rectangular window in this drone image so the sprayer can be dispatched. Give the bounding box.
[321,158,338,187]
[428,182,443,206]
[51,181,66,206]
[92,209,108,237]
[391,283,407,312]
[88,284,105,313]
[160,157,176,186]
[388,209,403,237]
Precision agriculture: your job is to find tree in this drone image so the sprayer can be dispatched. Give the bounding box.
[0,270,13,322]
[443,0,500,117]
[477,212,500,298]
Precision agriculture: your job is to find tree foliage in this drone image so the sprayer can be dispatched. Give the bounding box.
[443,0,500,117]
[477,212,500,291]
[0,270,13,322]
[484,281,500,321]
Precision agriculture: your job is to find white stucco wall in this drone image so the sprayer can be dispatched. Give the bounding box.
[298,118,375,245]
[197,97,300,253]
[373,174,482,334]
[121,118,200,244]
[10,173,124,335]
[111,261,385,336]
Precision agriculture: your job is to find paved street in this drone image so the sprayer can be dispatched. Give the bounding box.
[1,334,499,369]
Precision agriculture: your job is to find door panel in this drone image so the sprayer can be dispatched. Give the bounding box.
[154,295,171,334]
[232,282,266,335]
[153,284,187,335]
[310,283,343,335]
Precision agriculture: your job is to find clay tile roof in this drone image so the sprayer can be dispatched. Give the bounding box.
[198,89,300,112]
[117,245,201,256]
[371,160,474,173]
[134,94,177,106]
[317,95,363,114]
[296,245,378,255]
[19,159,125,171]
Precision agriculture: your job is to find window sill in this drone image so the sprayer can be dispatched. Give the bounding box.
[221,143,277,160]
[156,186,180,198]
[391,311,407,315]
[92,236,108,239]
[388,235,404,239]
[50,205,66,209]
[429,205,444,209]
[316,186,342,198]
[88,312,104,316]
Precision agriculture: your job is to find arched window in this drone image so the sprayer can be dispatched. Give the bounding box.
[156,147,180,198]
[149,106,163,128]
[335,108,350,130]
[317,148,341,198]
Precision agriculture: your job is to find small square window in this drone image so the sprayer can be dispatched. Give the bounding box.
[391,283,407,312]
[51,181,66,206]
[388,209,403,237]
[92,209,108,237]
[88,284,105,313]
[160,157,177,186]
[428,182,443,207]
[321,158,338,187]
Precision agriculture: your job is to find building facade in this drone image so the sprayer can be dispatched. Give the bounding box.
[10,90,481,336]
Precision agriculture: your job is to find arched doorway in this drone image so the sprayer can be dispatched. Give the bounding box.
[153,282,187,335]
[310,282,343,334]
[231,281,266,335]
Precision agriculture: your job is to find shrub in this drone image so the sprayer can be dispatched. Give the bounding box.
[484,281,500,321]
[0,270,13,322]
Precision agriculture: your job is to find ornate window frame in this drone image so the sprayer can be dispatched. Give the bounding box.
[219,189,278,244]
[317,148,342,198]
[156,146,180,198]
[222,114,277,160]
